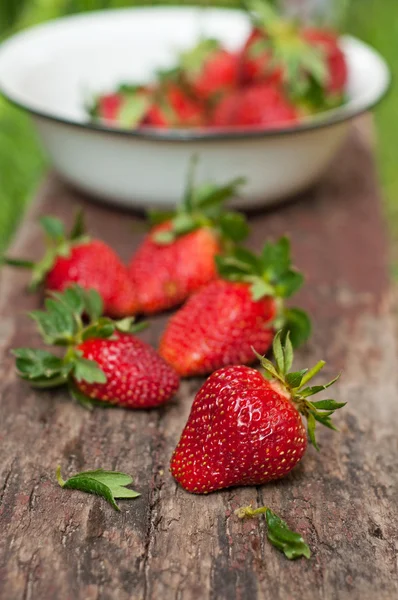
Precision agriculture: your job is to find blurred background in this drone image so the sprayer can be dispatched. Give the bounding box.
[0,0,396,254]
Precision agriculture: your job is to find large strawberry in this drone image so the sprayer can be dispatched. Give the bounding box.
[159,237,310,376]
[128,167,248,314]
[13,285,179,409]
[240,0,341,110]
[177,38,240,103]
[2,211,138,318]
[170,332,344,494]
[211,83,298,128]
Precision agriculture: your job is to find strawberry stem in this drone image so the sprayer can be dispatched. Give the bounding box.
[235,505,268,519]
[56,465,66,487]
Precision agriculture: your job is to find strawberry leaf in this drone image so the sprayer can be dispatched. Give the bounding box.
[56,466,140,511]
[218,212,250,244]
[84,289,104,323]
[266,509,311,560]
[72,357,107,384]
[49,286,86,317]
[283,308,311,348]
[69,209,86,241]
[40,216,66,242]
[310,399,346,410]
[235,503,311,560]
[13,348,67,380]
[285,369,308,389]
[119,94,150,128]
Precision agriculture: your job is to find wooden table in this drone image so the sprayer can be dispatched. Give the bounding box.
[1,125,397,600]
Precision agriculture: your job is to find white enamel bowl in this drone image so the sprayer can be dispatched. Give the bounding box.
[0,7,390,209]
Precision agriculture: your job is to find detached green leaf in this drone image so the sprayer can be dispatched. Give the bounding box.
[266,509,311,560]
[56,466,140,511]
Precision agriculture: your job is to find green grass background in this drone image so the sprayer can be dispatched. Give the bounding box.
[0,0,396,253]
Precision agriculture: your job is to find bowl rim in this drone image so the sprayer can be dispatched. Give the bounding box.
[0,6,391,143]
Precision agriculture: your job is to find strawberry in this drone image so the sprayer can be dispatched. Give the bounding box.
[302,28,347,95]
[143,83,205,128]
[177,39,240,103]
[2,211,139,318]
[159,237,310,376]
[13,285,179,409]
[240,0,337,111]
[211,83,298,128]
[128,166,248,314]
[170,332,344,494]
[89,84,152,128]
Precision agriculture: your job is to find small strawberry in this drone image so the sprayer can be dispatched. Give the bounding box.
[89,84,152,128]
[2,211,139,318]
[13,285,179,409]
[211,83,298,128]
[170,332,344,494]
[143,82,205,128]
[159,237,310,376]
[128,165,248,314]
[302,28,347,95]
[178,38,240,103]
[240,0,334,110]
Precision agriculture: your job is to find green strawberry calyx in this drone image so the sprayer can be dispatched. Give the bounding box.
[216,236,311,347]
[245,0,330,106]
[235,504,311,560]
[149,158,248,248]
[1,210,89,291]
[12,285,147,410]
[254,331,345,450]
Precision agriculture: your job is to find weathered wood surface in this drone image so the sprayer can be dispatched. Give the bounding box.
[1,127,398,600]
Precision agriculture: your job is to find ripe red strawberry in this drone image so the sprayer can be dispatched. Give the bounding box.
[3,211,139,318]
[76,331,179,408]
[302,28,347,95]
[143,83,204,128]
[177,39,240,102]
[171,332,344,493]
[13,285,179,409]
[129,169,248,314]
[211,83,298,128]
[98,93,122,123]
[159,238,310,376]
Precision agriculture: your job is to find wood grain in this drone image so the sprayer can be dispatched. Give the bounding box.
[1,127,397,600]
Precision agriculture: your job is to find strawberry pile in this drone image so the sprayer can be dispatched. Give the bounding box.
[88,1,347,131]
[3,163,347,559]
